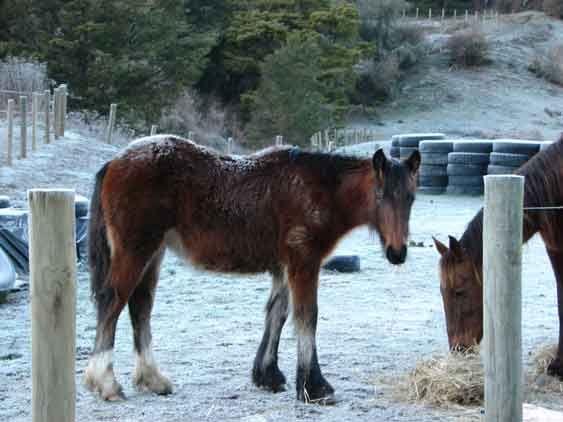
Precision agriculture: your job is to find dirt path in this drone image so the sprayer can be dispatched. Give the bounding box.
[0,193,559,421]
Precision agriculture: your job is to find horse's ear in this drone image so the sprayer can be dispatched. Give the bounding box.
[433,236,448,256]
[448,235,463,258]
[405,150,421,174]
[372,149,388,177]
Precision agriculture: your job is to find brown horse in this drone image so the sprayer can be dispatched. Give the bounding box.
[434,135,563,374]
[83,135,421,403]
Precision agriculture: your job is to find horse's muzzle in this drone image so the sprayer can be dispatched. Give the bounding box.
[386,245,407,265]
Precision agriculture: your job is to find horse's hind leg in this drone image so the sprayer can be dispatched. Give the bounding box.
[545,249,563,377]
[252,268,289,392]
[129,248,173,395]
[84,247,159,400]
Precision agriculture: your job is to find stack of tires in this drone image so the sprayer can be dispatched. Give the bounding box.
[418,140,454,194]
[487,140,541,175]
[397,133,446,161]
[390,135,400,159]
[447,141,493,195]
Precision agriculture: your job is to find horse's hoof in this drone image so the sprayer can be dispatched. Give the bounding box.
[102,385,126,402]
[252,364,287,392]
[134,367,174,395]
[547,357,563,379]
[297,380,336,405]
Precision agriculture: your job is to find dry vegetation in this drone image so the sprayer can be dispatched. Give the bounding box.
[447,29,490,67]
[529,44,563,86]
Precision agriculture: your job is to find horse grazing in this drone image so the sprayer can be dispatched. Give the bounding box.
[434,135,563,374]
[84,135,420,403]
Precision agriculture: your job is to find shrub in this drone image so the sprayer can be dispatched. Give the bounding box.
[0,56,48,92]
[356,0,409,49]
[447,30,490,67]
[529,44,563,86]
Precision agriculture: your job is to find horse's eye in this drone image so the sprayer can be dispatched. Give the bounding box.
[454,289,465,298]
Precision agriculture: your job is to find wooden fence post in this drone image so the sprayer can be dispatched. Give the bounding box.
[60,84,67,137]
[465,10,468,22]
[188,131,194,141]
[44,90,51,144]
[32,92,39,152]
[53,88,60,140]
[483,175,524,422]
[29,189,76,422]
[441,8,445,23]
[429,8,432,20]
[227,137,233,154]
[150,125,157,136]
[20,96,27,159]
[106,103,117,144]
[6,99,14,166]
[416,7,419,18]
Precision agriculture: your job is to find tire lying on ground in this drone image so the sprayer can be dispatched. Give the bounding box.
[447,164,488,176]
[390,146,401,158]
[398,133,446,148]
[419,140,454,154]
[489,152,529,168]
[446,152,489,196]
[448,175,485,186]
[322,255,360,273]
[492,140,541,156]
[418,140,454,194]
[420,153,449,165]
[419,175,448,186]
[0,196,10,209]
[452,141,493,154]
[418,186,446,195]
[446,185,485,196]
[0,247,16,303]
[419,166,448,177]
[400,147,418,159]
[487,164,517,175]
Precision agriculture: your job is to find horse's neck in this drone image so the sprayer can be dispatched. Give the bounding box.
[334,163,375,230]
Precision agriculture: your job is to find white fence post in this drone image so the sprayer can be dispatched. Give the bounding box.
[416,7,419,18]
[53,87,60,140]
[60,84,67,137]
[44,90,51,144]
[29,189,76,422]
[150,125,157,136]
[483,175,524,422]
[106,103,117,144]
[6,99,14,166]
[227,137,233,154]
[32,92,39,152]
[20,96,27,159]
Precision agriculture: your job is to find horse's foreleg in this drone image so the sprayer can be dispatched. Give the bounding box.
[84,250,152,400]
[252,268,289,392]
[546,249,563,378]
[288,263,335,404]
[129,249,173,395]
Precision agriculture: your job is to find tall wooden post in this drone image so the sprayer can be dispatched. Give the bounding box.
[29,189,76,422]
[150,125,157,136]
[53,88,60,140]
[20,96,28,159]
[32,92,39,152]
[106,103,117,144]
[60,84,67,137]
[227,137,233,154]
[6,99,14,166]
[483,175,524,422]
[188,131,194,141]
[429,8,432,20]
[415,7,419,18]
[44,90,51,144]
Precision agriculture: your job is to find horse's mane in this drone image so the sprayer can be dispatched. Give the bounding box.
[460,134,563,270]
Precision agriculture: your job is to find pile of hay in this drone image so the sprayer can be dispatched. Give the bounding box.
[528,344,563,394]
[397,346,484,407]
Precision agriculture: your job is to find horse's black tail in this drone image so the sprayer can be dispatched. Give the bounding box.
[89,162,111,304]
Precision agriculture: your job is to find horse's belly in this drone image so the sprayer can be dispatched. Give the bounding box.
[165,228,277,274]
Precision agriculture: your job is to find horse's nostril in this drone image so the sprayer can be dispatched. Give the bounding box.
[386,247,406,265]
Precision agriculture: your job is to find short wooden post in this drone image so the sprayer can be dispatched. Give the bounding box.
[106,103,117,144]
[60,84,67,137]
[454,9,457,20]
[475,10,479,22]
[150,125,157,136]
[483,175,524,422]
[6,99,14,166]
[465,10,468,22]
[44,90,51,144]
[188,131,194,141]
[32,92,40,152]
[227,137,233,154]
[20,96,27,159]
[29,189,76,422]
[415,7,419,18]
[53,88,60,140]
[275,135,283,146]
[441,8,445,23]
[429,8,432,20]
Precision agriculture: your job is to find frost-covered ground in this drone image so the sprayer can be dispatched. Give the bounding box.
[0,181,559,421]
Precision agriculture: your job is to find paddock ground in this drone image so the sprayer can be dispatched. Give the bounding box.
[0,193,559,421]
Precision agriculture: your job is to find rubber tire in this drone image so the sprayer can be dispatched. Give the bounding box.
[446,185,483,196]
[448,152,490,165]
[492,140,540,156]
[419,175,448,187]
[487,165,517,175]
[322,255,360,273]
[419,141,454,153]
[447,164,488,176]
[0,246,16,293]
[453,141,493,153]
[391,137,400,147]
[418,186,446,195]
[421,153,449,165]
[400,147,418,159]
[398,133,445,147]
[540,142,553,151]
[489,152,529,167]
[390,146,401,158]
[0,196,10,209]
[420,165,447,177]
[448,175,484,186]
[75,195,89,218]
